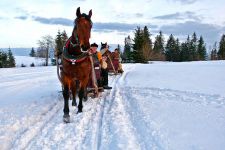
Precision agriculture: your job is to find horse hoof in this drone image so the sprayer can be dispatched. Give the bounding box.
[77,110,82,114]
[63,114,70,123]
[72,101,77,106]
[83,97,88,102]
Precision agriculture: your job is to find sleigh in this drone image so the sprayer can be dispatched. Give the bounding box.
[101,50,123,75]
[86,62,104,98]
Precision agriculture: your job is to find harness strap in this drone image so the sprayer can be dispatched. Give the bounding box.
[63,47,89,63]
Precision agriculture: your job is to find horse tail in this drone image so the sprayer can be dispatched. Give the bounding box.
[56,56,63,84]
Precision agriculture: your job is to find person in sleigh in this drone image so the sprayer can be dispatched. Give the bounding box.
[89,43,112,90]
[112,48,124,73]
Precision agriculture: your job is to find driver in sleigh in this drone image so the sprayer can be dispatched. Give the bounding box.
[89,43,112,90]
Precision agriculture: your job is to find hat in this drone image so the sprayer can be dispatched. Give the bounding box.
[91,43,98,47]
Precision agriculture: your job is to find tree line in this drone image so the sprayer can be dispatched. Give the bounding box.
[122,26,225,63]
[29,30,68,66]
[0,48,15,68]
[2,27,224,68]
[0,29,68,68]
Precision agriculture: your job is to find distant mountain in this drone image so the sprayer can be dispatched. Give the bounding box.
[0,48,32,56]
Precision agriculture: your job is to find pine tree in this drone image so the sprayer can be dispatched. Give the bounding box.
[0,50,7,68]
[218,34,225,60]
[180,35,199,61]
[190,32,198,61]
[133,26,145,63]
[29,47,36,57]
[165,34,176,61]
[61,30,68,46]
[142,26,152,61]
[123,35,132,62]
[180,42,188,61]
[180,35,192,61]
[197,36,207,60]
[153,31,165,60]
[174,38,181,62]
[7,47,15,67]
[55,30,63,56]
[210,42,218,60]
[117,44,121,53]
[1,52,8,67]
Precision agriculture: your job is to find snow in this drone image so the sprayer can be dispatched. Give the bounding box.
[15,56,49,67]
[0,61,225,150]
[127,61,225,96]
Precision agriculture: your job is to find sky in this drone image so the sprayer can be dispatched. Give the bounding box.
[0,0,225,49]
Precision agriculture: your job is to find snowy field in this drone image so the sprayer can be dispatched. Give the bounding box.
[0,61,225,150]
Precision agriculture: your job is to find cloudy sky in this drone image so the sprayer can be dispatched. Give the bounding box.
[0,0,225,48]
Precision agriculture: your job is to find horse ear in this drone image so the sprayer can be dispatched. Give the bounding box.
[101,42,103,45]
[89,9,92,18]
[106,42,107,45]
[76,7,81,17]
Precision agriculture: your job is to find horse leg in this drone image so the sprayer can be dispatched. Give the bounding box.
[63,86,70,123]
[78,86,84,113]
[77,74,90,113]
[71,80,77,106]
[83,87,88,102]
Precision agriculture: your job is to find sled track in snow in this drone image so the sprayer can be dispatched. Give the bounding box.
[10,65,148,150]
[93,75,119,150]
[123,86,225,108]
[10,74,123,150]
[11,96,63,150]
[94,65,146,150]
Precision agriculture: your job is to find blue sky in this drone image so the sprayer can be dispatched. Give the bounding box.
[0,0,225,48]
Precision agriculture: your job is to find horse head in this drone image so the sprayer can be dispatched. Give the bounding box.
[74,7,92,51]
[100,42,108,50]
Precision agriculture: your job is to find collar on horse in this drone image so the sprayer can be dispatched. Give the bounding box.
[63,37,89,64]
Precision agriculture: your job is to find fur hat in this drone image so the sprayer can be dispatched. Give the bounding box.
[91,43,98,47]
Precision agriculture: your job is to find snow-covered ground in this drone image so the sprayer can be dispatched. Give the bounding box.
[0,61,225,150]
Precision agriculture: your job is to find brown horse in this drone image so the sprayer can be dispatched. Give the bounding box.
[100,42,116,74]
[60,7,92,123]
